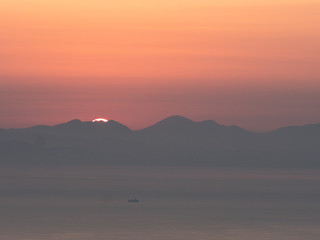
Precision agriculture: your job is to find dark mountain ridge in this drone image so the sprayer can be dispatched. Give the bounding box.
[0,116,319,168]
[7,119,132,137]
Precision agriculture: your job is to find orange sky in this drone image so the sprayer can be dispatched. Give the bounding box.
[0,0,319,130]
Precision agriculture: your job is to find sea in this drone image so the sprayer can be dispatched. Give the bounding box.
[0,166,319,240]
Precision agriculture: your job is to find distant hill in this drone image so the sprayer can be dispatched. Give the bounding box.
[11,119,132,136]
[137,115,249,136]
[0,116,319,168]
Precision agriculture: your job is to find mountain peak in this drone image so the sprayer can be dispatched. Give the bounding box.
[138,115,201,135]
[53,119,82,128]
[49,118,132,136]
[164,115,192,121]
[156,115,194,125]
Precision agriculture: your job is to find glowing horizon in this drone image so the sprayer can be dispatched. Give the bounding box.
[0,0,319,130]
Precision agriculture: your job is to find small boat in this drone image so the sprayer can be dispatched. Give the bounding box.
[128,198,139,203]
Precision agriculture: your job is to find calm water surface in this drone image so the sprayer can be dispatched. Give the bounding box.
[0,166,319,240]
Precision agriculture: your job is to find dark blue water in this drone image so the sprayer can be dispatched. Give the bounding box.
[0,166,319,240]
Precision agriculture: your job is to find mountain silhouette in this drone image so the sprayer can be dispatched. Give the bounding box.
[270,123,320,140]
[138,116,249,137]
[138,116,218,135]
[0,116,319,168]
[53,119,132,136]
[14,119,132,137]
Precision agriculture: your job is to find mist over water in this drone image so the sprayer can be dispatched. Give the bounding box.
[0,166,319,240]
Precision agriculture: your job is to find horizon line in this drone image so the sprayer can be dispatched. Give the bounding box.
[2,115,319,133]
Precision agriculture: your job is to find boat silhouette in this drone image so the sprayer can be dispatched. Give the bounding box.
[128,198,139,203]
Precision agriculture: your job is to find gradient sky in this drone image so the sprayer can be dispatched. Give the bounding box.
[0,0,319,131]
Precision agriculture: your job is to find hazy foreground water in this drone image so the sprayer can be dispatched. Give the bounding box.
[0,166,319,240]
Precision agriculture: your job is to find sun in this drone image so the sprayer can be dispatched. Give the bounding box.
[92,118,109,123]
